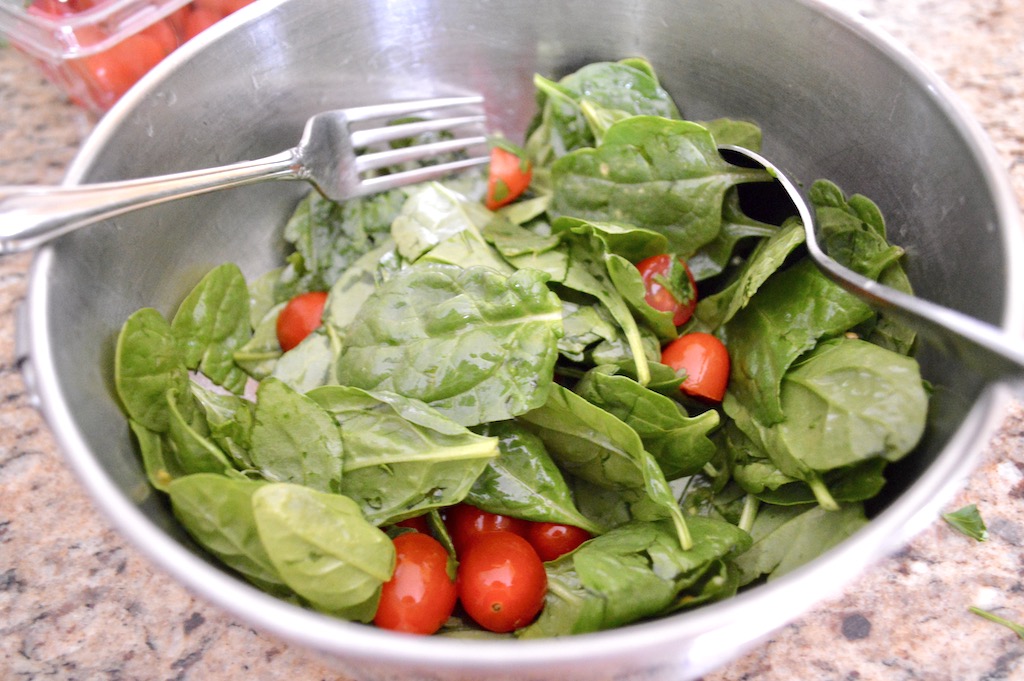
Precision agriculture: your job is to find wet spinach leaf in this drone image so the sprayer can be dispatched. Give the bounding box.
[250,378,344,494]
[169,473,288,594]
[170,263,251,394]
[468,420,603,534]
[550,116,772,258]
[519,384,693,548]
[336,263,563,427]
[520,517,750,637]
[252,482,395,622]
[574,366,719,480]
[309,385,499,525]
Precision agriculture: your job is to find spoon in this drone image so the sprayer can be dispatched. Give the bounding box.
[719,144,1024,382]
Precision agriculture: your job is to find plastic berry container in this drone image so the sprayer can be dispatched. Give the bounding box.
[0,0,256,114]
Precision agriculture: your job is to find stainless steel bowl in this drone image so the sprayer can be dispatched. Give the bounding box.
[19,0,1023,679]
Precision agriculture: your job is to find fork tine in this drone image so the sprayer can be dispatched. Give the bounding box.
[350,115,486,148]
[342,95,484,124]
[357,155,490,196]
[355,135,489,173]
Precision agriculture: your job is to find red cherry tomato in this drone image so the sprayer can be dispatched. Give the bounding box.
[525,522,592,562]
[394,515,431,534]
[181,7,223,41]
[374,532,457,635]
[445,503,528,554]
[457,532,547,633]
[69,33,168,110]
[276,291,328,352]
[485,145,532,210]
[660,332,730,402]
[27,0,94,16]
[140,19,180,55]
[636,254,698,326]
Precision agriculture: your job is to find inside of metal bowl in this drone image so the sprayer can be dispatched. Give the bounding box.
[22,0,1022,679]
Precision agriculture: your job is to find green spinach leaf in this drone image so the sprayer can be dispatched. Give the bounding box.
[518,384,693,549]
[170,263,251,394]
[468,421,603,534]
[309,385,499,525]
[574,366,719,480]
[550,116,772,257]
[520,517,750,637]
[252,483,395,622]
[250,378,344,494]
[336,263,563,427]
[723,259,874,425]
[169,474,288,594]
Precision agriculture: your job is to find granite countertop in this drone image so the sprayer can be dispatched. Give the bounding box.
[2,1,1023,679]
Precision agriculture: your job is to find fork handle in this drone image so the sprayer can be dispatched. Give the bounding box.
[0,150,299,254]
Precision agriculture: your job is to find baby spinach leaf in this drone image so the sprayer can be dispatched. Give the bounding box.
[115,307,191,433]
[250,378,344,494]
[557,300,621,363]
[252,483,395,622]
[723,259,874,426]
[943,503,988,541]
[769,338,927,470]
[692,220,805,332]
[520,517,750,637]
[233,302,284,380]
[270,328,339,394]
[574,366,719,480]
[550,116,772,258]
[525,59,681,167]
[468,421,603,534]
[811,179,917,355]
[129,419,175,492]
[482,216,568,280]
[279,187,405,293]
[734,503,866,586]
[519,384,693,549]
[391,183,511,275]
[553,217,657,383]
[168,474,288,594]
[190,380,256,470]
[336,263,563,427]
[308,385,499,525]
[686,189,780,281]
[170,263,251,394]
[164,387,235,475]
[725,338,927,509]
[698,118,763,150]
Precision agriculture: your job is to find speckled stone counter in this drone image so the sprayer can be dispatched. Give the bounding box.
[2,1,1023,679]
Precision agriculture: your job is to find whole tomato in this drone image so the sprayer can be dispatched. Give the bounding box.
[276,291,328,352]
[661,332,730,402]
[457,532,547,633]
[374,532,457,635]
[69,32,168,111]
[444,503,529,554]
[525,522,592,562]
[636,254,698,326]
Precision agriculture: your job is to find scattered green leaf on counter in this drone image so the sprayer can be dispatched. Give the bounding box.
[943,504,988,541]
[969,606,1024,640]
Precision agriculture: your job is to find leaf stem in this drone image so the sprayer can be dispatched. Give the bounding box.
[806,472,840,511]
[738,494,759,534]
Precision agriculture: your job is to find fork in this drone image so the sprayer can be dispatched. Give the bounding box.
[0,96,488,255]
[719,144,1024,383]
